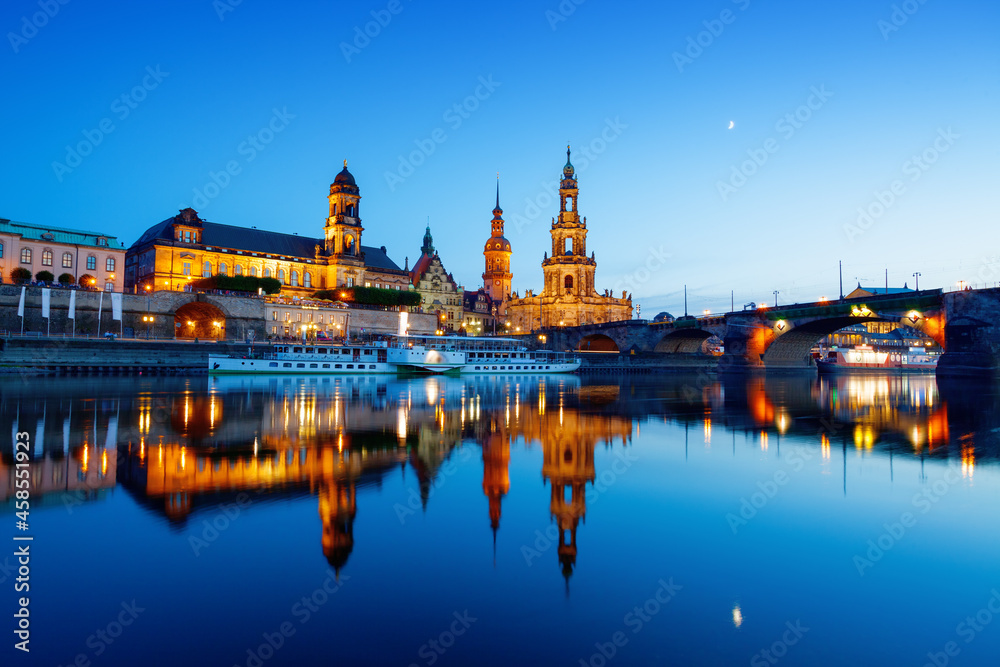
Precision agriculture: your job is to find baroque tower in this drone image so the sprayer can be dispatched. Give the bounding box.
[324,161,366,286]
[483,178,512,305]
[542,147,596,299]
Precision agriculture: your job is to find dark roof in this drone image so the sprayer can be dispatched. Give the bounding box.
[130,215,402,271]
[333,165,356,186]
[410,253,434,285]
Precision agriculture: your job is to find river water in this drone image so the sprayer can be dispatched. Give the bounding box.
[2,372,999,666]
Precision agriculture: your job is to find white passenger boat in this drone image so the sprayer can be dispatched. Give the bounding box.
[208,335,581,375]
[208,339,465,375]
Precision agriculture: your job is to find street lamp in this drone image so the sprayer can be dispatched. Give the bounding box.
[912,272,921,291]
[142,315,155,339]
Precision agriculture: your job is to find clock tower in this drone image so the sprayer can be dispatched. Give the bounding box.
[482,178,512,308]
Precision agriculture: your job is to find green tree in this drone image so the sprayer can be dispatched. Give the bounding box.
[10,267,32,284]
[58,273,75,285]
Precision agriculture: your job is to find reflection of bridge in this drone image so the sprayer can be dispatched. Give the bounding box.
[532,288,1000,373]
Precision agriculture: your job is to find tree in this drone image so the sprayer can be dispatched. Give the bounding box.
[78,273,96,288]
[58,273,75,285]
[35,270,55,283]
[313,286,421,307]
[10,267,32,284]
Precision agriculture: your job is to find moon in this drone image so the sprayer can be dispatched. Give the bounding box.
[728,121,735,129]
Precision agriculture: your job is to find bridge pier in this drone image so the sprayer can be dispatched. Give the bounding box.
[938,288,1000,376]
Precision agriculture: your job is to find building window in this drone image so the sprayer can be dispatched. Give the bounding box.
[235,264,243,276]
[203,261,211,277]
[285,312,290,322]
[62,252,72,268]
[264,267,271,278]
[296,313,302,322]
[272,326,277,334]
[346,277,354,287]
[304,272,311,288]
[20,248,32,264]
[278,269,285,283]
[219,262,228,276]
[87,255,96,270]
[291,270,299,286]
[104,281,113,291]
[250,266,257,277]
[184,230,191,243]
[97,238,108,247]
[183,262,191,276]
[41,249,53,266]
[365,281,371,288]
[0,242,4,258]
[565,275,573,290]
[106,257,116,272]
[272,311,277,320]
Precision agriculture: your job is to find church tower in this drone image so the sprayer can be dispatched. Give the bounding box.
[482,431,510,552]
[542,423,595,586]
[541,147,597,299]
[324,161,366,287]
[483,179,512,304]
[319,477,357,577]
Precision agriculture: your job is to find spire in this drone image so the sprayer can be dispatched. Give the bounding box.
[344,159,347,167]
[495,172,500,211]
[563,144,574,177]
[421,224,434,256]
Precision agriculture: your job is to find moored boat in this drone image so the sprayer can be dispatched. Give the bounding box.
[816,345,938,373]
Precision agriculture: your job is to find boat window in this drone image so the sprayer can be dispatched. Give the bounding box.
[335,364,342,369]
[347,364,353,369]
[283,363,292,368]
[310,363,318,368]
[297,363,305,368]
[475,366,481,370]
[364,349,372,355]
[322,364,330,369]
[269,362,278,368]
[317,348,326,354]
[369,365,376,369]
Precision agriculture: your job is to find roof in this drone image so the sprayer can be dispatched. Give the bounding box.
[0,218,121,248]
[409,253,434,285]
[846,284,914,298]
[130,213,402,271]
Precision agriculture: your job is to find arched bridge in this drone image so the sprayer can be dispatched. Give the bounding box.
[527,288,1000,374]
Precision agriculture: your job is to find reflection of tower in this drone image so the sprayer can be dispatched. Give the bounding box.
[542,431,595,585]
[482,432,510,555]
[319,478,357,576]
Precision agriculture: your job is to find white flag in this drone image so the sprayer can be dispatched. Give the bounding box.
[17,286,25,317]
[111,292,123,321]
[68,289,76,319]
[41,288,51,318]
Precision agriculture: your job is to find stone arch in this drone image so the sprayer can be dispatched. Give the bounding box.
[175,301,227,339]
[654,329,713,354]
[577,334,619,352]
[762,316,897,366]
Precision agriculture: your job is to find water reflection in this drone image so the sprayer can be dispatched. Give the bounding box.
[2,372,998,581]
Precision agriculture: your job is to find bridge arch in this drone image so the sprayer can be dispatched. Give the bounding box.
[175,301,227,339]
[654,329,713,354]
[577,334,619,352]
[762,316,916,366]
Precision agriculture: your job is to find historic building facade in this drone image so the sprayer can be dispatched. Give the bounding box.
[409,226,463,332]
[1,218,125,291]
[482,181,512,312]
[125,163,409,294]
[505,148,632,330]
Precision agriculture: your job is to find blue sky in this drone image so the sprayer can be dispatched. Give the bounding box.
[1,0,997,316]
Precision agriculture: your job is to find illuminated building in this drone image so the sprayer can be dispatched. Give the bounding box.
[505,148,632,330]
[124,163,409,294]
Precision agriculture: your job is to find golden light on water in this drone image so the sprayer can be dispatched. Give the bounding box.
[732,605,743,628]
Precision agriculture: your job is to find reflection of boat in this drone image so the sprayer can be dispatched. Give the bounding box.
[208,335,581,375]
[817,345,938,373]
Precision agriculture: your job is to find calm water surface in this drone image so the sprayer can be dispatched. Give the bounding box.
[3,372,1000,666]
